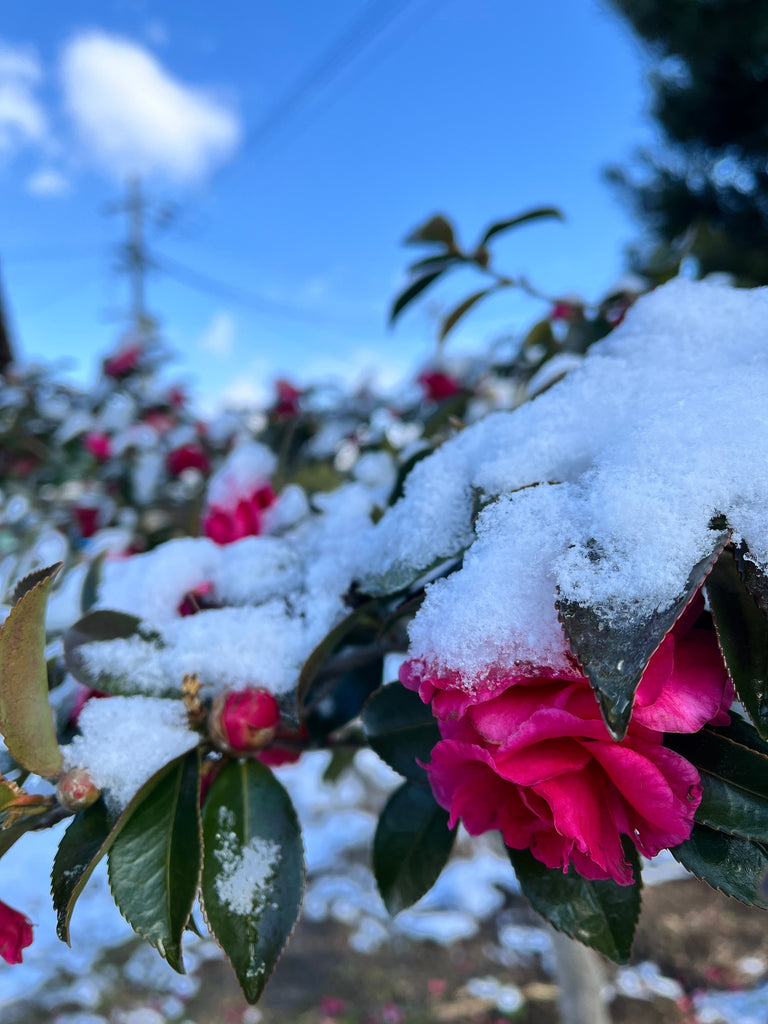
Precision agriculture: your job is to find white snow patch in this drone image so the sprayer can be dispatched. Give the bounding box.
[61,696,199,808]
[213,808,280,917]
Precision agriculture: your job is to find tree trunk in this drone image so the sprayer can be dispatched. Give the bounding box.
[549,927,611,1024]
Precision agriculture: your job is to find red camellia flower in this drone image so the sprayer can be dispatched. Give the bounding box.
[103,343,143,378]
[0,898,33,965]
[166,443,211,476]
[202,484,277,545]
[273,379,302,419]
[401,594,733,885]
[208,688,281,755]
[417,371,462,403]
[83,432,112,461]
[73,504,100,539]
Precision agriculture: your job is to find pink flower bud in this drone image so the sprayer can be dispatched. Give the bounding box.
[56,768,101,811]
[208,689,281,755]
[83,432,113,461]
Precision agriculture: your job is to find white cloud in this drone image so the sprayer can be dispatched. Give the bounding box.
[0,42,47,154]
[61,30,240,182]
[27,167,70,196]
[198,311,235,356]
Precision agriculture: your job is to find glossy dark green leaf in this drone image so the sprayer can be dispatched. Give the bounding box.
[706,546,768,738]
[508,845,641,964]
[390,271,445,324]
[669,724,768,840]
[362,684,440,781]
[404,214,456,249]
[558,533,729,740]
[439,288,498,343]
[201,760,304,1004]
[63,610,167,696]
[373,780,456,915]
[479,206,564,247]
[295,600,378,715]
[0,562,63,776]
[735,542,768,616]
[672,823,768,908]
[108,751,201,973]
[51,759,182,943]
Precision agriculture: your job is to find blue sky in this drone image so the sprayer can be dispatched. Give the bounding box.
[0,0,655,409]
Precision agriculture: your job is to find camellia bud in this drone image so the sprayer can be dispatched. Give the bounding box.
[56,768,101,812]
[208,688,281,756]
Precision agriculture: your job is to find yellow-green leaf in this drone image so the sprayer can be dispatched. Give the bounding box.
[0,563,63,777]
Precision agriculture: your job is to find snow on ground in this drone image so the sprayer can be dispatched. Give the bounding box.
[0,749,689,1020]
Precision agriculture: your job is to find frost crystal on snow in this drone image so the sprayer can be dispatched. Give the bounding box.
[213,808,281,917]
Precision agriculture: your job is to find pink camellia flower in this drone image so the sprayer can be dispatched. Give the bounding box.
[417,371,462,403]
[273,379,302,419]
[103,343,142,378]
[208,688,281,756]
[0,899,33,965]
[202,484,276,545]
[401,594,733,885]
[166,443,210,476]
[83,432,112,461]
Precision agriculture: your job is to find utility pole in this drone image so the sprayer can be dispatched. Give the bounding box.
[108,175,158,338]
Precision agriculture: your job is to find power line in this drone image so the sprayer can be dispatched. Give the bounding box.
[239,0,418,158]
[169,0,425,230]
[157,253,366,330]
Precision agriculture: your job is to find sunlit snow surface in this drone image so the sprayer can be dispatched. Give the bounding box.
[365,278,768,681]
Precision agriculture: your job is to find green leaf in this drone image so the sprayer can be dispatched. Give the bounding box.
[404,214,456,249]
[80,552,105,615]
[108,750,201,973]
[373,780,456,915]
[200,760,305,1004]
[390,271,446,324]
[736,542,768,616]
[407,253,460,274]
[508,845,641,963]
[478,206,564,247]
[0,562,63,776]
[439,288,498,343]
[521,317,559,355]
[51,759,184,944]
[558,533,729,740]
[672,823,768,908]
[52,798,112,944]
[362,683,440,781]
[295,600,379,715]
[706,546,768,738]
[63,610,166,696]
[668,723,768,840]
